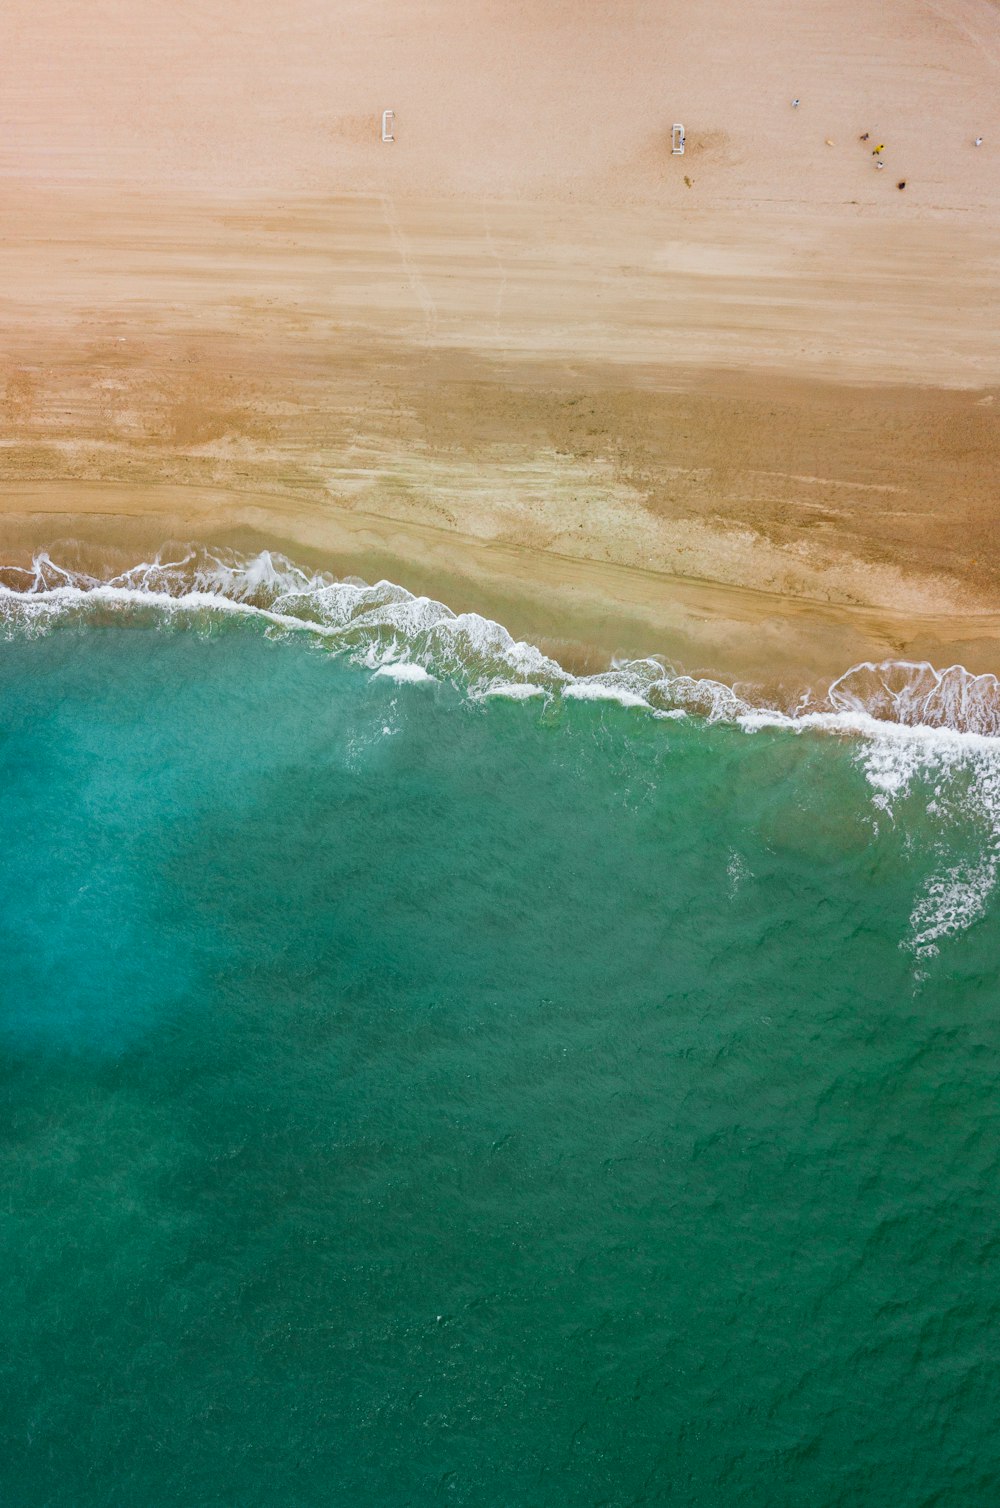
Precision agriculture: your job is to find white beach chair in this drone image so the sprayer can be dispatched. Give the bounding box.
[381,109,395,143]
[672,124,685,155]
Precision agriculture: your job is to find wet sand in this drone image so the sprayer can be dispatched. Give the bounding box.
[2,0,999,692]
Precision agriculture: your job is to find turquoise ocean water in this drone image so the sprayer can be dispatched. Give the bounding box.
[2,550,1000,1506]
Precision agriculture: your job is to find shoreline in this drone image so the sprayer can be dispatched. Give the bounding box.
[6,482,1000,708]
[2,188,998,701]
[3,0,999,703]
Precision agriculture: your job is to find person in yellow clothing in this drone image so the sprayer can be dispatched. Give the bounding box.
[872,143,885,156]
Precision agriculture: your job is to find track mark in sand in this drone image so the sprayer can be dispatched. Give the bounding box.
[751,469,903,493]
[480,202,508,350]
[380,196,438,340]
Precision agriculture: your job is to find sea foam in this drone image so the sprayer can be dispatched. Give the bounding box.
[372,661,435,683]
[4,545,1000,958]
[3,548,998,744]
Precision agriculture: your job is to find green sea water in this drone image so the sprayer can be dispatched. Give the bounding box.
[2,560,1000,1506]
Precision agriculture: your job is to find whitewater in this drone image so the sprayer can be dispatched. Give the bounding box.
[3,544,1000,1505]
[4,544,1000,733]
[3,544,1000,962]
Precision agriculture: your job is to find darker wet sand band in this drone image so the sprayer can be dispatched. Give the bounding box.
[1,189,999,696]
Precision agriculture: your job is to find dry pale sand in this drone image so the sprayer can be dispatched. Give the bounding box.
[2,0,1000,693]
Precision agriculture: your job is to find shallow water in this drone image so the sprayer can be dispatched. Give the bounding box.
[2,564,1000,1505]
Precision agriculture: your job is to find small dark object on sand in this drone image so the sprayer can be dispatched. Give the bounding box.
[897,180,906,190]
[860,132,869,142]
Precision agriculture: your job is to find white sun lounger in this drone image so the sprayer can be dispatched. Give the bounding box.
[672,124,685,155]
[381,109,395,143]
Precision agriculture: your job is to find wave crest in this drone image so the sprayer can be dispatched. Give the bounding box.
[3,546,999,739]
[3,545,1000,960]
[827,661,1000,739]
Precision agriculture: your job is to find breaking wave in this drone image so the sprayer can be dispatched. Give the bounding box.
[5,545,998,735]
[4,545,1000,959]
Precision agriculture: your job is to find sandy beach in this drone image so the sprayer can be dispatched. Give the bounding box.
[2,0,999,694]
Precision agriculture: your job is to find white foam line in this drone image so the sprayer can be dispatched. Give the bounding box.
[0,579,458,647]
[737,705,1000,754]
[563,682,651,709]
[5,555,1000,754]
[373,661,435,683]
[0,580,314,634]
[8,547,1000,959]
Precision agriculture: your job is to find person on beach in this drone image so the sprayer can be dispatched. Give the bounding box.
[872,143,884,155]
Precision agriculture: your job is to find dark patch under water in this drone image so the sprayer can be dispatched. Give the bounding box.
[2,619,999,1506]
